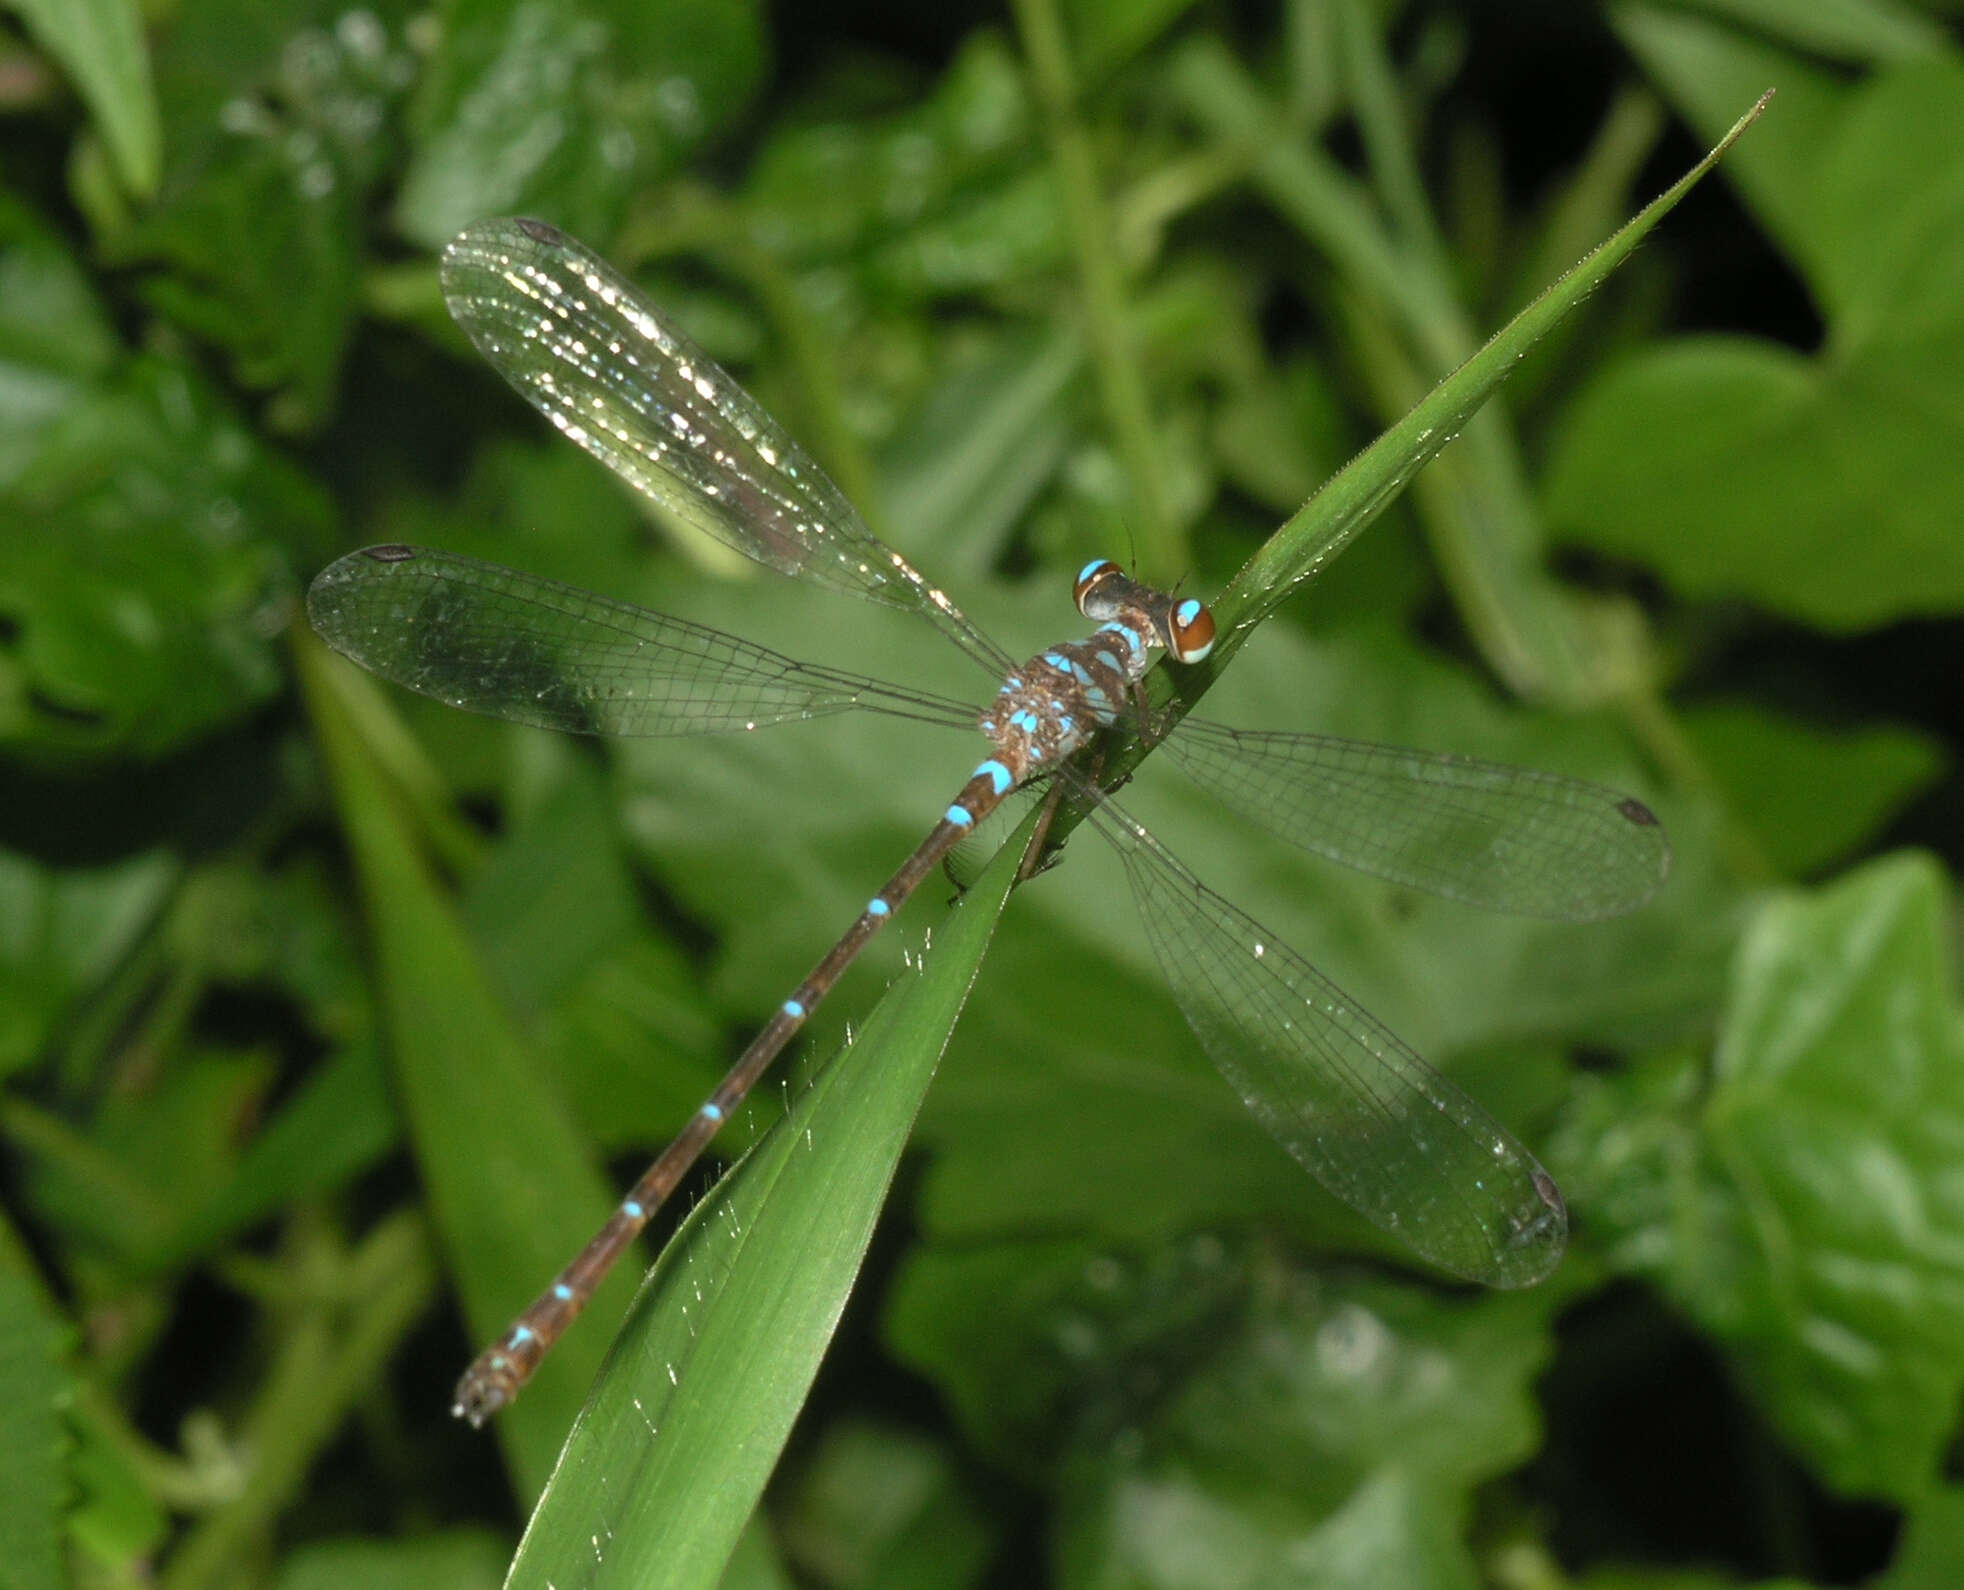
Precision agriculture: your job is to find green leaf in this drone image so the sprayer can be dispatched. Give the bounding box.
[887,1234,1253,1478]
[1028,1257,1556,1590]
[121,4,416,427]
[877,324,1084,583]
[1065,0,1204,79]
[0,1268,66,1590]
[167,1038,398,1264]
[1548,56,1964,629]
[1874,1487,1964,1590]
[1680,700,1945,876]
[0,198,120,483]
[504,816,1016,1589]
[396,0,765,248]
[777,1420,995,1590]
[0,846,174,1080]
[66,1400,168,1569]
[5,0,160,196]
[463,758,644,1018]
[1558,854,1964,1499]
[269,1529,510,1590]
[0,338,333,760]
[1629,0,1951,67]
[1165,77,1771,692]
[739,35,1032,268]
[298,635,625,1499]
[48,1046,272,1272]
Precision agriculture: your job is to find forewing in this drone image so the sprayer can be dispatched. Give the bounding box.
[440,219,1011,677]
[306,545,978,738]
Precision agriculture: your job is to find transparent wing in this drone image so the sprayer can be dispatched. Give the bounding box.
[306,545,980,738]
[1089,797,1567,1287]
[1163,720,1669,921]
[440,218,1014,678]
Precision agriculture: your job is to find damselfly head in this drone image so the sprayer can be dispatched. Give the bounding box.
[1073,558,1123,616]
[1165,596,1216,664]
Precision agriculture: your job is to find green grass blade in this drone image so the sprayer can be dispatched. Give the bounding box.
[297,634,625,1498]
[5,0,159,196]
[1215,90,1774,659]
[505,826,1021,1589]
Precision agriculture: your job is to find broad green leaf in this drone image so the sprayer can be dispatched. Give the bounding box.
[537,936,728,1156]
[1612,3,1857,263]
[1556,854,1964,1500]
[1874,1487,1964,1590]
[0,343,332,759]
[167,1038,398,1264]
[123,3,415,427]
[863,165,1068,297]
[298,635,623,1498]
[397,0,765,248]
[5,0,160,196]
[1635,0,1951,66]
[777,1420,995,1589]
[739,35,1032,266]
[504,818,1015,1590]
[876,324,1083,585]
[1549,53,1964,629]
[0,1269,66,1590]
[1680,701,1944,877]
[0,198,119,483]
[887,1234,1254,1478]
[1065,0,1204,79]
[269,1529,509,1590]
[31,1046,270,1273]
[66,1400,167,1569]
[1029,1256,1555,1590]
[0,846,174,1080]
[463,759,644,1018]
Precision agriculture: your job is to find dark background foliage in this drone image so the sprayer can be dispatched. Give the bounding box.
[4,1,1964,1587]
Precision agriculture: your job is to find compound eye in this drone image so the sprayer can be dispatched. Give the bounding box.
[1167,597,1216,663]
[1074,558,1120,616]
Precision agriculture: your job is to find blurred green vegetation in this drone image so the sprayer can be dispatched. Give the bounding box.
[2,2,1963,1588]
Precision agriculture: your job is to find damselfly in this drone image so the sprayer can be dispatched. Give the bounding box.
[308,218,1668,1425]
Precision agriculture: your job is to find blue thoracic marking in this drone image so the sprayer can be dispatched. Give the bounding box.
[1100,620,1144,653]
[554,1284,574,1301]
[783,998,805,1018]
[977,758,1013,795]
[1176,598,1203,625]
[1078,558,1108,586]
[867,897,890,917]
[622,1201,645,1220]
[701,1101,724,1122]
[512,1325,535,1345]
[946,804,975,828]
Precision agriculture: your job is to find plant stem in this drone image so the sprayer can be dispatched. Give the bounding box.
[1013,0,1180,577]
